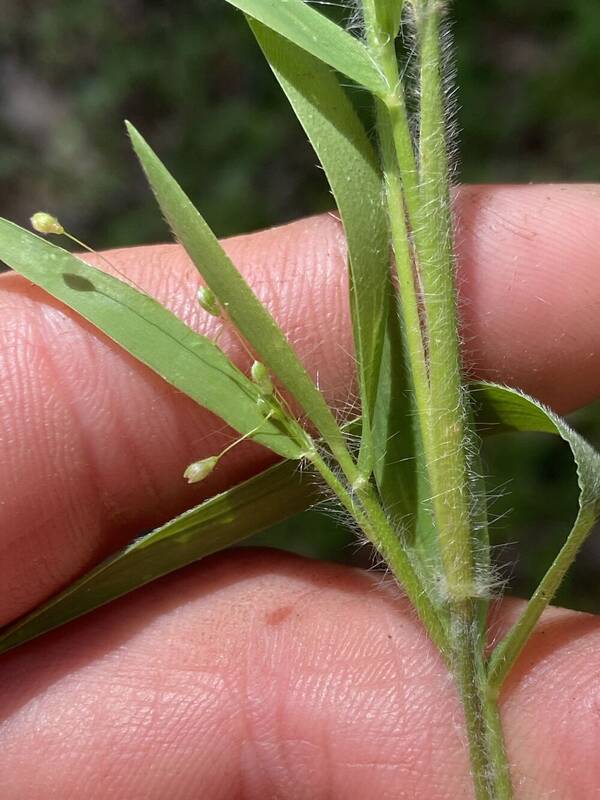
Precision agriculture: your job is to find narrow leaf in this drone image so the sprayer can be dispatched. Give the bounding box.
[2,384,597,656]
[224,0,387,95]
[127,122,353,473]
[374,0,404,38]
[476,382,600,686]
[0,460,320,655]
[250,20,390,473]
[0,220,302,459]
[372,299,417,525]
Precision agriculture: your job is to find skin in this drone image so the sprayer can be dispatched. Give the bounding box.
[0,184,599,798]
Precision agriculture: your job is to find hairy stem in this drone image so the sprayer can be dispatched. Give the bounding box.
[363,1,434,495]
[377,106,432,458]
[487,503,597,692]
[481,684,514,799]
[452,602,513,800]
[453,604,493,799]
[414,0,473,600]
[367,0,474,600]
[362,2,512,797]
[308,449,450,655]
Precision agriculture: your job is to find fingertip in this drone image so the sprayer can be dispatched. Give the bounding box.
[500,605,600,796]
[456,184,600,411]
[1,185,599,624]
[2,551,599,798]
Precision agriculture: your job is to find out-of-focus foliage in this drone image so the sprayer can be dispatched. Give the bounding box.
[1,0,598,610]
[457,0,600,184]
[2,0,599,245]
[483,405,600,613]
[0,0,334,246]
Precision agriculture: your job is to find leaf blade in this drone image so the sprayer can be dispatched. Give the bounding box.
[372,298,417,525]
[477,382,600,685]
[0,459,320,655]
[250,20,390,473]
[127,122,353,472]
[0,220,302,459]
[224,0,386,94]
[2,384,597,657]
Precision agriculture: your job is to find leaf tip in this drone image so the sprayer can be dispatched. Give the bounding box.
[124,120,146,152]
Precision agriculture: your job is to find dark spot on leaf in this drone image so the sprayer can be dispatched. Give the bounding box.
[63,273,95,292]
[265,605,293,626]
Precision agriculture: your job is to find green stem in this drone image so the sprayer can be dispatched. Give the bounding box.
[358,481,451,656]
[308,449,450,656]
[367,0,474,601]
[482,685,514,799]
[451,602,513,800]
[488,506,596,692]
[362,1,420,215]
[283,406,450,655]
[362,3,512,798]
[363,1,434,495]
[452,604,493,800]
[377,105,432,460]
[414,0,473,600]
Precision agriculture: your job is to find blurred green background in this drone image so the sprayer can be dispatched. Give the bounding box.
[1,0,598,610]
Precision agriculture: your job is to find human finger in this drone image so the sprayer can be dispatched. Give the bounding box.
[1,184,599,624]
[0,549,598,799]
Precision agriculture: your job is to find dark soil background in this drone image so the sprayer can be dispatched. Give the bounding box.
[1,0,598,611]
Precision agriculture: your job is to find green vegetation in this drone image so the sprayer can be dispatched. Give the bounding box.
[0,4,599,796]
[2,1,599,610]
[2,1,599,243]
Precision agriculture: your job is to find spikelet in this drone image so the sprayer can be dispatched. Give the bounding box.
[30,212,64,236]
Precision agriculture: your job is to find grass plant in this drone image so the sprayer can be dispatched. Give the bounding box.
[1,3,599,797]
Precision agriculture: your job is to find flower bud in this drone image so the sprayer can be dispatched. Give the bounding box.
[251,360,273,396]
[256,396,285,422]
[183,455,219,484]
[30,212,64,236]
[197,286,221,317]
